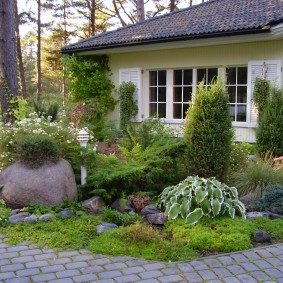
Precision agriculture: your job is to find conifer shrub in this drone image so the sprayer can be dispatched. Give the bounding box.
[184,78,233,181]
[253,78,270,118]
[256,87,283,156]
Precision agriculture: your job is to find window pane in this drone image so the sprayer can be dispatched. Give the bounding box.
[228,86,236,103]
[238,67,247,84]
[174,70,182,85]
[150,103,157,116]
[158,103,166,118]
[184,69,193,85]
[149,71,157,86]
[158,87,166,102]
[149,87,157,102]
[197,69,206,84]
[208,68,218,84]
[173,104,182,119]
[237,86,247,103]
[226,67,236,85]
[183,104,189,119]
[158,70,166,85]
[183,86,192,102]
[229,105,235,121]
[236,105,247,122]
[173,87,182,102]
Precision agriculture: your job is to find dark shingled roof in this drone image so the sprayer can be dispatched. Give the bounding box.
[61,0,283,53]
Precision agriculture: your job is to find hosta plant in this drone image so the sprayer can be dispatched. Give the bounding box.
[157,176,245,225]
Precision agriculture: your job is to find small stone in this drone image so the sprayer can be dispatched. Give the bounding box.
[39,213,55,222]
[8,212,30,224]
[24,214,37,224]
[246,211,269,220]
[146,213,165,225]
[111,198,128,212]
[59,208,74,218]
[141,205,159,216]
[267,212,283,219]
[96,222,118,234]
[10,209,21,216]
[82,196,105,215]
[253,229,272,243]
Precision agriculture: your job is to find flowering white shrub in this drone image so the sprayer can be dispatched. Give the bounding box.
[0,113,93,170]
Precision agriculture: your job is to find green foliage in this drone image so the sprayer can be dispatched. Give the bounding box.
[63,55,115,112]
[156,176,245,225]
[9,97,28,121]
[230,142,254,172]
[14,135,61,168]
[102,207,143,226]
[33,100,59,122]
[256,87,283,156]
[253,78,270,117]
[184,78,233,181]
[256,184,283,214]
[118,81,137,132]
[0,200,10,227]
[231,153,283,198]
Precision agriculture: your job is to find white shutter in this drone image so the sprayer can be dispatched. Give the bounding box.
[248,60,282,124]
[119,68,143,122]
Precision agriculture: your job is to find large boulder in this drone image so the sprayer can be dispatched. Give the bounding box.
[0,159,77,208]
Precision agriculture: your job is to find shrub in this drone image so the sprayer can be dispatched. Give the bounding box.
[14,135,61,168]
[33,100,59,122]
[253,78,270,118]
[156,176,245,225]
[184,78,233,181]
[256,184,283,214]
[256,87,283,156]
[118,82,137,133]
[231,153,283,198]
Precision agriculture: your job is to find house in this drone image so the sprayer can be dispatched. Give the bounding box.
[61,0,283,143]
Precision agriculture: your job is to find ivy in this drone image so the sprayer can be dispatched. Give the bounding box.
[118,81,138,132]
[253,78,270,119]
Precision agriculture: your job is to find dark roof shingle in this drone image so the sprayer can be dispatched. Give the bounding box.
[61,0,283,53]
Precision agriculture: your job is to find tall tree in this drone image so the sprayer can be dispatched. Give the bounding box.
[136,0,145,21]
[0,0,18,123]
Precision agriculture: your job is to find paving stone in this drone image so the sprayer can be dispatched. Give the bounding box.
[190,260,209,270]
[51,258,72,265]
[99,270,122,279]
[204,258,223,268]
[236,274,258,283]
[177,263,194,273]
[143,262,166,271]
[206,280,223,283]
[41,264,66,273]
[115,274,141,283]
[92,280,115,283]
[253,259,273,269]
[65,261,89,269]
[266,247,283,256]
[266,257,283,266]
[231,254,250,263]
[72,255,94,261]
[110,255,135,262]
[243,251,261,260]
[264,268,283,278]
[16,268,40,276]
[198,269,218,280]
[122,266,145,275]
[32,273,57,281]
[6,245,29,252]
[0,252,19,259]
[89,258,112,265]
[81,266,104,274]
[161,267,181,275]
[34,253,56,260]
[240,262,259,272]
[1,263,25,272]
[213,267,233,278]
[250,270,271,281]
[256,249,273,258]
[25,260,49,268]
[5,278,30,283]
[73,274,98,282]
[226,264,246,275]
[20,249,42,256]
[58,251,81,257]
[0,272,15,280]
[140,270,163,279]
[56,270,81,278]
[125,259,149,267]
[103,262,127,271]
[223,277,241,283]
[218,256,236,266]
[48,279,74,283]
[159,274,184,283]
[184,272,203,283]
[0,259,11,266]
[11,255,34,264]
[135,280,160,283]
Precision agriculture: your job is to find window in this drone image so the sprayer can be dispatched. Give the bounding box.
[149,70,167,118]
[226,67,248,122]
[197,68,218,86]
[173,69,193,119]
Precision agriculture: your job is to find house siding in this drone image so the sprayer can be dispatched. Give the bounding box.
[107,39,283,143]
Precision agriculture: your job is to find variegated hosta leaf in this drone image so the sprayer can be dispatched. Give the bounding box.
[211,198,221,217]
[161,186,174,196]
[170,195,177,204]
[190,196,198,211]
[185,208,203,225]
[226,186,238,199]
[180,198,189,219]
[229,207,235,218]
[213,188,223,199]
[168,203,181,220]
[195,186,208,204]
[200,198,211,215]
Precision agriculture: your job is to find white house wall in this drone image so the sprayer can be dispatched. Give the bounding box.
[107,39,283,143]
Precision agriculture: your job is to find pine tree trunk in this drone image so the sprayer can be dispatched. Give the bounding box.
[136,0,145,22]
[37,0,42,102]
[0,0,18,123]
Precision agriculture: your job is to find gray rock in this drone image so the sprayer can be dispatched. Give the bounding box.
[96,222,118,234]
[39,213,55,222]
[253,229,272,243]
[146,212,166,225]
[10,209,21,216]
[24,214,37,224]
[8,212,30,224]
[0,159,77,208]
[111,198,129,212]
[82,196,105,215]
[59,208,74,218]
[246,211,270,219]
[141,204,159,216]
[247,155,257,162]
[240,193,257,212]
[267,212,283,219]
[124,203,135,212]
